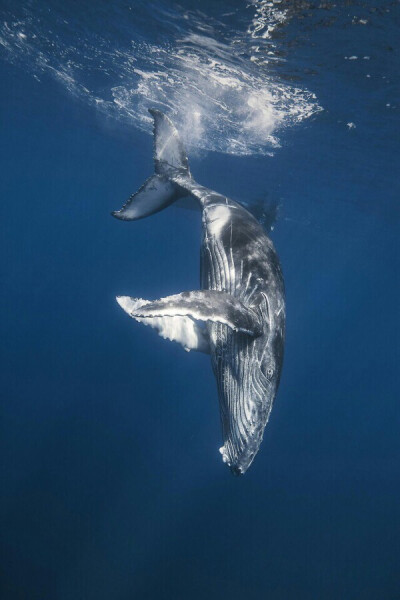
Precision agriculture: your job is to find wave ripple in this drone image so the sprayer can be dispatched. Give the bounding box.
[0,0,321,155]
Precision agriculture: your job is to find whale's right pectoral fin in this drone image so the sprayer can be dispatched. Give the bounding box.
[117,290,263,345]
[116,296,210,353]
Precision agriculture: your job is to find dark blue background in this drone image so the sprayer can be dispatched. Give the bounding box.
[1,16,400,599]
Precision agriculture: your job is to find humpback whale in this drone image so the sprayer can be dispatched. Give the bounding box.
[113,110,285,475]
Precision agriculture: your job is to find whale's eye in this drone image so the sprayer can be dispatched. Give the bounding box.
[267,367,274,379]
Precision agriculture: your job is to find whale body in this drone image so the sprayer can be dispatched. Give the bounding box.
[113,110,285,475]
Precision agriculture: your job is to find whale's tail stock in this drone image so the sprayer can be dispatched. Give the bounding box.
[112,109,195,221]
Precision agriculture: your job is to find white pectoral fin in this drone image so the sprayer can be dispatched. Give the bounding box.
[117,290,263,341]
[116,296,210,353]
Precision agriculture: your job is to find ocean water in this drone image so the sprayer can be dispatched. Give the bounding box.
[0,1,399,598]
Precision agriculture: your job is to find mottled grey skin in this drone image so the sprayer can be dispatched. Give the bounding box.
[172,175,285,475]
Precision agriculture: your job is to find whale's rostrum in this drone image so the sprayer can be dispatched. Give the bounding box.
[113,109,285,475]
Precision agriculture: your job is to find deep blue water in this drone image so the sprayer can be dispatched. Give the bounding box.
[1,1,399,599]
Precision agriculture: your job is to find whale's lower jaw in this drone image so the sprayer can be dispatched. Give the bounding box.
[219,426,268,476]
[218,415,270,476]
[218,397,274,475]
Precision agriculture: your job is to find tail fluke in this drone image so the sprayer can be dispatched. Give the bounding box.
[112,109,190,221]
[111,175,180,221]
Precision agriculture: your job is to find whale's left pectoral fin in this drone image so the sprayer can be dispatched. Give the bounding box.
[117,290,263,350]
